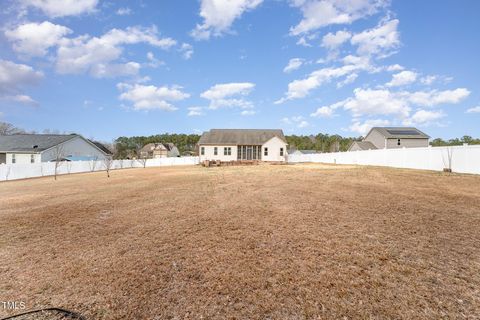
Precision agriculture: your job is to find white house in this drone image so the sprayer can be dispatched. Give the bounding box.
[198,129,288,162]
[0,134,111,165]
[349,127,430,151]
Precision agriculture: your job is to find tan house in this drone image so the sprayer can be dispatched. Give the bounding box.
[349,127,430,151]
[198,129,288,162]
[139,143,180,158]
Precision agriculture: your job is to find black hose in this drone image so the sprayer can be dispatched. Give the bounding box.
[0,307,85,320]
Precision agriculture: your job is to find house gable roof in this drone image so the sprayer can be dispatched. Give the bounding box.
[350,141,377,150]
[89,140,113,155]
[366,127,430,139]
[0,134,78,153]
[198,129,287,145]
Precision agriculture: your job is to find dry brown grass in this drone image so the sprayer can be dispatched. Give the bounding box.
[1,164,479,319]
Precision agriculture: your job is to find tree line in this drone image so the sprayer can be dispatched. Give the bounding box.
[1,121,479,159]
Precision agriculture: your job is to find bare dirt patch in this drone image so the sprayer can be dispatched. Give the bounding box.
[1,164,479,319]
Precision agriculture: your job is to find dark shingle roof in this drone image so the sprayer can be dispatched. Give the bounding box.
[0,134,78,153]
[89,140,113,155]
[198,129,286,145]
[351,141,377,150]
[368,127,430,139]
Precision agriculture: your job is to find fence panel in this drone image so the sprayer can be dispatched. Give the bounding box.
[0,157,200,181]
[287,145,480,175]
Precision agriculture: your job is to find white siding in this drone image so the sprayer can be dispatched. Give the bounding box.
[41,136,107,162]
[386,138,429,149]
[364,130,386,149]
[6,153,41,164]
[199,145,237,162]
[261,137,287,162]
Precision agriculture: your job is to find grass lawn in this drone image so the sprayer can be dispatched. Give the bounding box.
[1,164,479,319]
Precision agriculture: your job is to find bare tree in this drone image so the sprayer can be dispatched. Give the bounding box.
[102,156,114,178]
[442,147,454,172]
[88,156,99,172]
[0,122,24,135]
[135,144,148,168]
[137,155,148,168]
[53,144,65,180]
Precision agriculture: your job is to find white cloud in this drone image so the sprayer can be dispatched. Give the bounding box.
[146,52,165,68]
[117,83,190,111]
[0,94,37,105]
[116,7,132,15]
[349,118,390,135]
[187,107,204,116]
[420,75,436,86]
[344,88,411,118]
[276,57,372,103]
[56,26,176,77]
[5,21,72,57]
[466,106,480,114]
[317,87,469,129]
[282,115,309,128]
[0,60,43,104]
[311,106,335,117]
[403,109,444,125]
[241,110,256,116]
[407,88,470,107]
[201,82,254,100]
[386,64,404,72]
[321,30,351,50]
[180,43,194,60]
[90,62,141,78]
[290,0,387,35]
[336,73,358,88]
[283,58,304,73]
[201,82,255,110]
[350,19,400,57]
[19,0,99,18]
[386,70,417,87]
[191,0,263,40]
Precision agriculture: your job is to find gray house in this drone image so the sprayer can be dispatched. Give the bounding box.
[349,127,430,151]
[0,134,111,164]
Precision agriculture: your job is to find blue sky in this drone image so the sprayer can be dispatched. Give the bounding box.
[0,0,479,141]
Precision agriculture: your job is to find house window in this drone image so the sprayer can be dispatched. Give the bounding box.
[214,147,218,156]
[264,147,268,156]
[224,147,231,156]
[31,154,35,163]
[280,148,284,156]
[200,147,205,155]
[12,154,16,164]
[397,139,401,146]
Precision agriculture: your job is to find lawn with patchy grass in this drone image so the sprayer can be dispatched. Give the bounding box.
[1,164,479,319]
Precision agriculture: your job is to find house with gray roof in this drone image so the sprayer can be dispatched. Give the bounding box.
[198,129,288,162]
[0,134,111,164]
[348,127,430,151]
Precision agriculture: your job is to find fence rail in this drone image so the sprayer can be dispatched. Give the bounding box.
[287,144,480,175]
[0,157,200,181]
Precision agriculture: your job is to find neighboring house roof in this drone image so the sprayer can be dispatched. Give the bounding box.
[289,149,318,154]
[297,150,318,154]
[89,140,113,155]
[350,141,378,150]
[198,129,287,145]
[367,127,430,139]
[62,156,99,161]
[141,143,168,152]
[0,134,78,153]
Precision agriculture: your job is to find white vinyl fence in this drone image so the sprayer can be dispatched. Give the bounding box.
[288,145,480,175]
[0,157,200,181]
